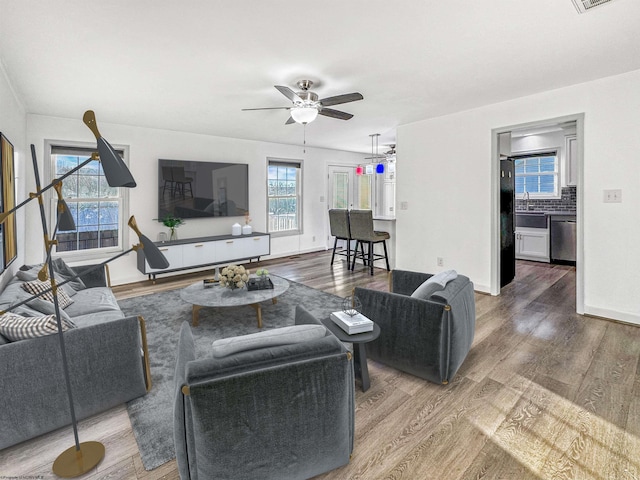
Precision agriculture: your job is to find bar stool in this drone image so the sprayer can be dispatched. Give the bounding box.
[349,209,390,275]
[328,209,351,267]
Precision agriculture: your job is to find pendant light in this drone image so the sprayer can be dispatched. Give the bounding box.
[365,133,386,175]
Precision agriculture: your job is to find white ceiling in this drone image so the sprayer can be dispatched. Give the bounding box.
[1,0,639,153]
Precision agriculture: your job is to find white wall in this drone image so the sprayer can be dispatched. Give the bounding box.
[396,68,640,324]
[26,115,366,285]
[0,60,27,289]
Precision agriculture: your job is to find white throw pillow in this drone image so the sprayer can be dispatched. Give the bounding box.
[428,270,458,287]
[411,279,444,300]
[411,270,458,300]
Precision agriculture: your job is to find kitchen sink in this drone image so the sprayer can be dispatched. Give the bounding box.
[516,212,547,228]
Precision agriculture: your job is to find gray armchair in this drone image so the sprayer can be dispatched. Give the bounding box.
[354,270,476,384]
[174,305,355,480]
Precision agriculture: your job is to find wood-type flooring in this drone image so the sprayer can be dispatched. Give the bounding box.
[1,252,638,479]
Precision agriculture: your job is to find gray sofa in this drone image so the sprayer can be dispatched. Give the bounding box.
[0,261,151,450]
[174,305,355,480]
[354,269,476,384]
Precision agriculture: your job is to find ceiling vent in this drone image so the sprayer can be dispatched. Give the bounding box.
[571,0,617,13]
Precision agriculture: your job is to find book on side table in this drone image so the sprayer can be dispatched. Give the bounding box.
[330,311,374,335]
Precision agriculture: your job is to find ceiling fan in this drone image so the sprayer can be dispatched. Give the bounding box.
[242,80,363,125]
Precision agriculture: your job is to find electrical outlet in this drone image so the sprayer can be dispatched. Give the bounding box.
[312,235,316,242]
[400,201,409,210]
[603,189,622,203]
[437,257,444,267]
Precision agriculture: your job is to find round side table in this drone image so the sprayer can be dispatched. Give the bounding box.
[321,318,381,392]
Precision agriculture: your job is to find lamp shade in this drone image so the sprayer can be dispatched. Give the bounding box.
[127,216,170,269]
[52,181,76,231]
[139,233,170,269]
[57,199,76,232]
[83,110,137,188]
[290,106,318,124]
[97,138,137,188]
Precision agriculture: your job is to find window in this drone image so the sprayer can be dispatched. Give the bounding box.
[267,159,302,235]
[514,152,559,197]
[49,144,129,257]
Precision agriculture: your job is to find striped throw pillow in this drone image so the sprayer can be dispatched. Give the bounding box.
[21,280,74,309]
[0,312,74,341]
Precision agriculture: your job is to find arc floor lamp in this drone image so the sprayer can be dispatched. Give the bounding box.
[0,111,169,477]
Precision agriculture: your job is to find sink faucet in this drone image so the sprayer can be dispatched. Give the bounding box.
[523,191,530,210]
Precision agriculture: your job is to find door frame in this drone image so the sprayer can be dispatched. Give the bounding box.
[490,113,585,314]
[326,164,357,250]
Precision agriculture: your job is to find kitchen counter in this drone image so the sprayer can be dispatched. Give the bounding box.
[515,211,576,264]
[516,210,575,216]
[371,218,396,270]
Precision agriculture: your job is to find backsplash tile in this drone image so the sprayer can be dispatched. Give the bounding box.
[516,185,576,212]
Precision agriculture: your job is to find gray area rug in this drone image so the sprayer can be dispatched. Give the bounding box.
[119,276,344,471]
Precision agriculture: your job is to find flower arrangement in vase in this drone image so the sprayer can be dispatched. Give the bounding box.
[155,214,185,241]
[219,264,250,290]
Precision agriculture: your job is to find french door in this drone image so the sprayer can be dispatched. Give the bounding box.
[327,165,372,249]
[327,165,353,250]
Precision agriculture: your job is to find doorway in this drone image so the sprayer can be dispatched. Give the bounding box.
[326,164,373,249]
[328,165,354,210]
[491,114,584,314]
[327,165,354,252]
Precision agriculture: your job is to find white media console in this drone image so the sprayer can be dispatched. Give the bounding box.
[137,232,270,282]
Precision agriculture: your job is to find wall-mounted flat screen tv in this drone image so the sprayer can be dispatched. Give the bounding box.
[158,159,249,220]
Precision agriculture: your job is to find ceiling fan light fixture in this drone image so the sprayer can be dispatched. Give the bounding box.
[290,105,318,124]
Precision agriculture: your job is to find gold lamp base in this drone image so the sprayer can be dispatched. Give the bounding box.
[52,441,105,478]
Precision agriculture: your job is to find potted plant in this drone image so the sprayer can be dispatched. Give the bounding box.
[256,268,269,287]
[156,215,185,241]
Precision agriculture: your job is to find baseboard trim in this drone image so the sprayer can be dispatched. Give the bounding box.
[584,305,640,326]
[263,247,326,260]
[474,284,491,295]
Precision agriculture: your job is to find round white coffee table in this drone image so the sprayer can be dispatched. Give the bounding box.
[180,275,290,328]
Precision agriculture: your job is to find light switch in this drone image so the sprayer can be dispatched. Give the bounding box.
[603,189,622,203]
[400,201,409,210]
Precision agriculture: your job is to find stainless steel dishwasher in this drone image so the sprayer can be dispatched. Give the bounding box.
[550,216,576,263]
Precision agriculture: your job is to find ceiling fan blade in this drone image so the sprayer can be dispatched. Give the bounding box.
[275,85,303,103]
[318,108,354,120]
[285,116,296,125]
[319,92,363,107]
[242,106,291,111]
